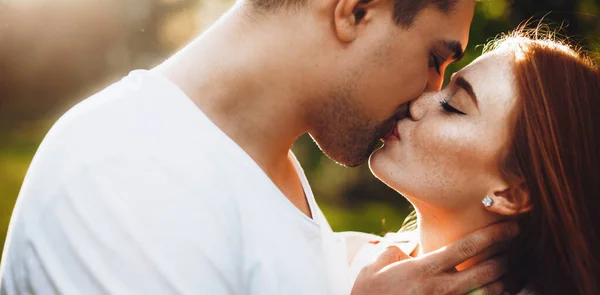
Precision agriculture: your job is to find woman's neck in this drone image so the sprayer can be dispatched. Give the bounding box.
[412,201,499,270]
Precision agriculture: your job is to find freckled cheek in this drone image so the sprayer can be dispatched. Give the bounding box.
[411,121,475,171]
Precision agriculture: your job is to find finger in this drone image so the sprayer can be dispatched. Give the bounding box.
[425,222,518,270]
[369,245,411,272]
[465,280,506,295]
[451,257,507,294]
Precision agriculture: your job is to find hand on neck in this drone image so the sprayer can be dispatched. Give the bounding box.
[412,201,502,270]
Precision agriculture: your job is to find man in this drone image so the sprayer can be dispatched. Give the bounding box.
[0,0,516,294]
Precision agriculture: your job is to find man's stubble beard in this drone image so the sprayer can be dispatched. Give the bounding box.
[308,85,393,168]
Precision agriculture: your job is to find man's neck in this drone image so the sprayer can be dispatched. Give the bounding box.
[413,202,498,270]
[154,3,316,216]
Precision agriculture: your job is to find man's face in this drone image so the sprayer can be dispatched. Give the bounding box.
[309,0,475,167]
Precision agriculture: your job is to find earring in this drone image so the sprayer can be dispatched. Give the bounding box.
[482,195,494,207]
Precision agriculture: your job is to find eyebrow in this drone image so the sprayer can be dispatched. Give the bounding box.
[441,40,465,61]
[454,75,478,108]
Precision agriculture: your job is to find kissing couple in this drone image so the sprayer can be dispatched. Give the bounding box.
[1,0,599,294]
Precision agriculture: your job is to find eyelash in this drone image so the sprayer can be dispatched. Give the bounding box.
[429,53,441,75]
[439,99,466,115]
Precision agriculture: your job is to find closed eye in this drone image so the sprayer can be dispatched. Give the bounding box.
[439,99,466,115]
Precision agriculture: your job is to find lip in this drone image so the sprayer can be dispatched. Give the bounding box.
[393,123,401,140]
[381,102,410,142]
[383,123,400,141]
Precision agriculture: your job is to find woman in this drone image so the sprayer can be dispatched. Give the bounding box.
[352,30,600,295]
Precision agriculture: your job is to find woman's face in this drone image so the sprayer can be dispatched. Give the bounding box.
[369,50,519,211]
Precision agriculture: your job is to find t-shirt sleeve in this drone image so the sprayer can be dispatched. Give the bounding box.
[9,155,242,295]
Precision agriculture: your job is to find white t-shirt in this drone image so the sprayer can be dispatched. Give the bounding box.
[0,70,351,295]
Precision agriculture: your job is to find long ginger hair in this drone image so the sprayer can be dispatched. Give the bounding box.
[491,30,600,294]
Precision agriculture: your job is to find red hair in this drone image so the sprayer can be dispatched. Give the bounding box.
[492,31,600,294]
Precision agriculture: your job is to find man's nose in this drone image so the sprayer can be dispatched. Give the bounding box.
[425,72,444,92]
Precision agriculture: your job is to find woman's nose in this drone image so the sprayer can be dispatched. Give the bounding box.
[410,68,445,120]
[409,90,440,121]
[411,72,445,120]
[409,94,427,121]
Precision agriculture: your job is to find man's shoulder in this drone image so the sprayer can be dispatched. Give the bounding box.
[36,70,222,168]
[18,69,253,212]
[47,70,193,142]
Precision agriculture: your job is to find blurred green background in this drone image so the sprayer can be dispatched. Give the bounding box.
[0,0,598,257]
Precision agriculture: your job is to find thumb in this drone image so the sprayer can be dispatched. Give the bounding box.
[369,245,411,272]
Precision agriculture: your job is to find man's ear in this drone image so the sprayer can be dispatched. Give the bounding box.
[485,180,532,216]
[333,0,374,42]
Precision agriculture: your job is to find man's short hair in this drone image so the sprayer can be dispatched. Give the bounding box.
[249,0,460,27]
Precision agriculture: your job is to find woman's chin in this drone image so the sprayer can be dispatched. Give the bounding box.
[368,147,387,179]
[369,150,405,193]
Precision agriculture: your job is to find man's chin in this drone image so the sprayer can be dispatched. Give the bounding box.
[310,132,381,167]
[325,149,371,168]
[333,156,366,168]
